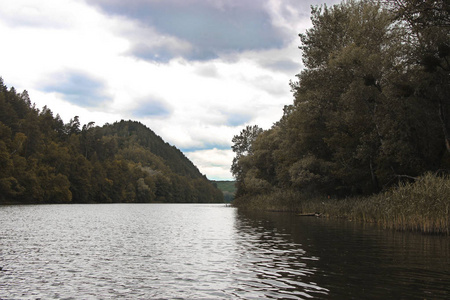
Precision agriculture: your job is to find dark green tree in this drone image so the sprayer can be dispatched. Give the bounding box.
[231,125,263,196]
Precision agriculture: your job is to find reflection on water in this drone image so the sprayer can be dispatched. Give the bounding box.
[239,210,450,300]
[232,211,328,299]
[0,204,449,299]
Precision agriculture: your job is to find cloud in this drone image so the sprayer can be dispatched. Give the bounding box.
[0,0,343,181]
[261,58,301,73]
[85,0,289,61]
[225,112,252,127]
[184,148,235,180]
[129,97,172,118]
[40,70,111,108]
[194,64,220,78]
[181,143,231,153]
[156,120,235,153]
[0,0,78,29]
[129,41,191,63]
[245,74,289,96]
[118,24,194,63]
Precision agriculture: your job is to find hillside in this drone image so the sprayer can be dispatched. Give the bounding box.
[213,181,236,202]
[0,78,223,204]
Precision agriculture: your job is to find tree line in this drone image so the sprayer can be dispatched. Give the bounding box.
[0,80,223,204]
[232,0,449,200]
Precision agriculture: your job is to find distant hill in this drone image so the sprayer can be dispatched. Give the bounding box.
[213,181,236,202]
[102,120,204,179]
[0,78,223,204]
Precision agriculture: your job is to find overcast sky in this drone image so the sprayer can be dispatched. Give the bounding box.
[0,0,340,180]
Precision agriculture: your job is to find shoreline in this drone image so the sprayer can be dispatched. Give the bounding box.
[233,173,450,235]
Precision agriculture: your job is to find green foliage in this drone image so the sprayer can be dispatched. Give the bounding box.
[213,180,236,202]
[213,180,236,193]
[232,0,450,214]
[0,79,223,204]
[231,125,263,197]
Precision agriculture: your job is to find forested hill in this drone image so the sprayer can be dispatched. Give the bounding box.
[0,79,223,204]
[100,120,203,179]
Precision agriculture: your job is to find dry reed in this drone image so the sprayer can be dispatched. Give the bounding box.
[234,173,450,235]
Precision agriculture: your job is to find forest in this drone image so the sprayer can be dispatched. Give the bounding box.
[231,0,449,233]
[213,180,236,202]
[0,81,223,204]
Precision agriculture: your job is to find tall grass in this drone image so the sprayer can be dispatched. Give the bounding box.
[234,173,450,235]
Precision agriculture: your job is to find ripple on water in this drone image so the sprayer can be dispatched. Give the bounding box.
[1,204,448,299]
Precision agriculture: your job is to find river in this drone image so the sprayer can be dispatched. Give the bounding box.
[0,203,448,299]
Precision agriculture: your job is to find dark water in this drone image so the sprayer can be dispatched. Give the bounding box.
[0,204,448,299]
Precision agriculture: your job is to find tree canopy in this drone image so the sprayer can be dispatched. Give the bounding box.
[0,79,223,204]
[231,0,449,199]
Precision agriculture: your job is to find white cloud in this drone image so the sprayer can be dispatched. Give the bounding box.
[184,148,235,180]
[0,0,81,29]
[0,0,343,180]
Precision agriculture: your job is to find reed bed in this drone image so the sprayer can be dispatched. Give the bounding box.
[234,173,450,235]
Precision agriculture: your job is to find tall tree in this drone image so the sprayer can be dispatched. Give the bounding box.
[231,125,263,196]
[387,0,450,153]
[232,0,448,201]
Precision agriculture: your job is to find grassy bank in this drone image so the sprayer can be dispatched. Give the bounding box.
[233,173,450,235]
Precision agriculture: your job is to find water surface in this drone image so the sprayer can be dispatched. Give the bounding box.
[0,204,448,299]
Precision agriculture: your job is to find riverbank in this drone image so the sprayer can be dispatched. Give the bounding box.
[233,173,450,235]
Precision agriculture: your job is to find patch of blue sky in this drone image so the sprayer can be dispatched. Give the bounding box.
[226,112,252,127]
[180,143,231,153]
[131,99,172,118]
[40,70,110,107]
